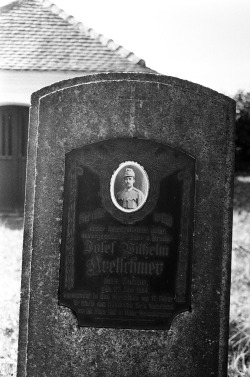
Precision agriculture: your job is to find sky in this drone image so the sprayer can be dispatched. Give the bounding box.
[1,0,250,97]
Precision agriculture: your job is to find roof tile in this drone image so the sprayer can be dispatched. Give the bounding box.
[0,0,154,72]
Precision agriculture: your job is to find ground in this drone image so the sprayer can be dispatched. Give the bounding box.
[0,176,249,376]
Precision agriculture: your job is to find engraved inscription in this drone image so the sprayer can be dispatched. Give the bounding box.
[59,139,195,330]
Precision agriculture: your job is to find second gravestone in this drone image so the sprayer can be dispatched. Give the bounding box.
[18,73,235,377]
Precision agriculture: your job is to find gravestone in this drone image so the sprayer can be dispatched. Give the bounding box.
[17,73,235,377]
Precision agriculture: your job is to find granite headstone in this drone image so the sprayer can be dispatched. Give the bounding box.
[17,73,235,376]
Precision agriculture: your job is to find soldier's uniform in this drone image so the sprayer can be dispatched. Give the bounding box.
[116,187,144,209]
[116,168,145,209]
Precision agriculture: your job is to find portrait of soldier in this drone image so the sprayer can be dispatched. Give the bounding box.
[116,167,145,210]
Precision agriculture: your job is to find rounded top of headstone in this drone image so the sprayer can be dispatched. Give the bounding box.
[30,72,235,109]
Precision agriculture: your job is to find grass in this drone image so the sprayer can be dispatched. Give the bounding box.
[228,176,250,377]
[0,176,249,376]
[0,217,23,377]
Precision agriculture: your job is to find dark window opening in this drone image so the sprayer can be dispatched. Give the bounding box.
[8,114,12,156]
[0,106,29,158]
[0,112,13,157]
[20,111,28,157]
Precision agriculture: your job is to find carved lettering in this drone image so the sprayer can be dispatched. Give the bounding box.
[79,208,106,224]
[121,241,170,258]
[83,240,116,256]
[86,256,164,277]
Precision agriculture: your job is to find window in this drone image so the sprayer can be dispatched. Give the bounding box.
[0,106,29,158]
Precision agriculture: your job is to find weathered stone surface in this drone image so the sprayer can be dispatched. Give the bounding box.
[17,73,235,377]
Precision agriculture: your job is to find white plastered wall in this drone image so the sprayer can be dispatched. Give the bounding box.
[0,70,91,105]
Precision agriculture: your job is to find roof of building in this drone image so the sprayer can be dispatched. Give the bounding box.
[0,0,154,72]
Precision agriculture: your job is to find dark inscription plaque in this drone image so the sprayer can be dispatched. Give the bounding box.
[59,139,195,329]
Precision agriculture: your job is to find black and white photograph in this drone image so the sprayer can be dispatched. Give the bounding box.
[0,0,249,376]
[110,162,149,212]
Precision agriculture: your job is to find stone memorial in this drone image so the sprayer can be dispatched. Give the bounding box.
[17,73,235,376]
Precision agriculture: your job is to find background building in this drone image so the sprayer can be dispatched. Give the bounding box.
[0,0,153,212]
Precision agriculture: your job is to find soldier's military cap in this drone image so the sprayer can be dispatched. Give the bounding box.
[124,168,135,178]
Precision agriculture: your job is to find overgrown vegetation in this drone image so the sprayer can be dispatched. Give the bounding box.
[227,95,250,377]
[0,176,249,376]
[0,218,23,377]
[228,176,250,377]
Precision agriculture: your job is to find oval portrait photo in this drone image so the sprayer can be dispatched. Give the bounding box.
[110,161,149,212]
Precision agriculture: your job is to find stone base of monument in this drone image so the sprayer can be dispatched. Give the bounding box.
[17,73,235,377]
